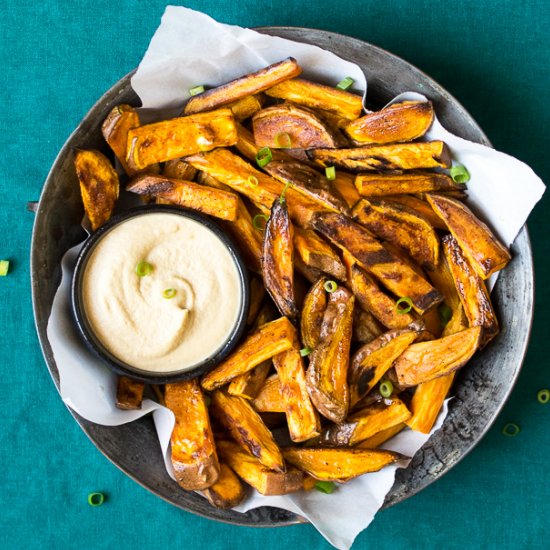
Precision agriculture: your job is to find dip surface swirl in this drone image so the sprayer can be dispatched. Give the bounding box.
[82,212,242,373]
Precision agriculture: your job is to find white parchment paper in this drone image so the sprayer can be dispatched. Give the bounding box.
[46,5,546,549]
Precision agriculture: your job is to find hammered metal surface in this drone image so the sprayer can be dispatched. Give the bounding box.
[31,28,534,526]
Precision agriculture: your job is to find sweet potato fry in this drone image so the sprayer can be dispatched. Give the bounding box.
[127,174,239,221]
[442,234,499,346]
[320,397,412,446]
[217,440,303,495]
[74,149,119,231]
[184,57,302,115]
[210,390,285,472]
[253,103,345,149]
[355,422,406,449]
[165,380,219,490]
[308,141,452,171]
[163,158,197,181]
[265,77,363,121]
[427,194,511,279]
[201,317,296,391]
[127,109,237,170]
[202,463,247,509]
[101,104,141,175]
[227,93,264,121]
[283,447,402,482]
[115,376,144,410]
[332,170,361,208]
[306,287,354,423]
[352,198,440,270]
[262,198,299,320]
[344,100,434,144]
[393,326,482,387]
[300,277,328,349]
[252,375,286,413]
[312,212,442,313]
[246,277,266,325]
[386,194,447,230]
[354,171,460,197]
[353,307,384,344]
[349,327,421,406]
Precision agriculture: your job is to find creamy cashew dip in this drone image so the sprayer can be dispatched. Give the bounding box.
[81,212,243,373]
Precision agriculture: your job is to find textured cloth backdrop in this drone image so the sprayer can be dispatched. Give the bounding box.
[1,1,548,549]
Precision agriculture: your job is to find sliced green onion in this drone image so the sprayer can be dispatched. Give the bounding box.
[379,380,394,398]
[204,395,212,407]
[275,132,292,149]
[300,347,313,357]
[450,164,470,184]
[502,423,521,437]
[247,175,259,186]
[438,303,453,326]
[252,214,269,231]
[325,166,336,180]
[336,76,354,91]
[256,147,273,168]
[315,481,336,494]
[135,261,153,277]
[0,260,10,276]
[162,288,177,299]
[537,389,550,404]
[395,297,413,314]
[87,492,105,507]
[279,181,291,205]
[324,280,338,293]
[189,85,205,96]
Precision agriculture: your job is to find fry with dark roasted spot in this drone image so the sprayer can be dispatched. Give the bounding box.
[300,277,328,349]
[294,227,346,280]
[115,376,144,410]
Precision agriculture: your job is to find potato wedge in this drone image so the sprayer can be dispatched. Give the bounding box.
[355,171,459,197]
[352,198,440,270]
[442,234,499,346]
[349,327,421,406]
[252,374,286,413]
[262,198,299,320]
[184,57,302,115]
[127,174,239,221]
[386,194,447,230]
[227,93,264,121]
[101,104,141,175]
[344,100,434,144]
[253,103,345,149]
[353,307,384,344]
[427,194,511,279]
[265,77,363,121]
[355,422,406,449]
[115,376,144,410]
[127,109,237,170]
[312,212,442,313]
[74,149,119,231]
[300,277,328,349]
[273,339,321,442]
[202,463,247,509]
[320,397,412,446]
[283,447,402,482]
[210,390,284,472]
[217,440,303,495]
[294,227,346,281]
[202,317,296,391]
[393,326,482,387]
[163,158,197,181]
[165,380,219,490]
[306,287,354,423]
[308,141,452,172]
[343,251,416,329]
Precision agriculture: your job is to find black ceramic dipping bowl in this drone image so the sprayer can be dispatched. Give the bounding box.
[71,205,250,385]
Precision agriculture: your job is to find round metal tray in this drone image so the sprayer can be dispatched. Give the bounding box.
[31,27,534,527]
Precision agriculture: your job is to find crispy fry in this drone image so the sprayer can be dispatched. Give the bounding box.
[352,198,440,270]
[163,158,198,181]
[349,327,421,406]
[74,149,119,231]
[344,100,434,144]
[165,380,219,490]
[210,390,285,471]
[320,397,412,446]
[355,422,406,449]
[333,170,361,208]
[283,447,402,482]
[309,141,452,172]
[202,463,247,509]
[201,317,296,391]
[252,374,286,413]
[312,212,442,313]
[184,57,302,115]
[393,326,482,387]
[386,194,447,230]
[127,109,237,170]
[352,307,384,344]
[442,234,499,346]
[294,227,345,280]
[265,77,363,120]
[115,376,144,410]
[227,94,264,121]
[427,194,511,279]
[306,287,354,423]
[300,277,328,349]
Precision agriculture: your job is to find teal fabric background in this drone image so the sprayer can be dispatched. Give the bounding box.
[1,1,548,548]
